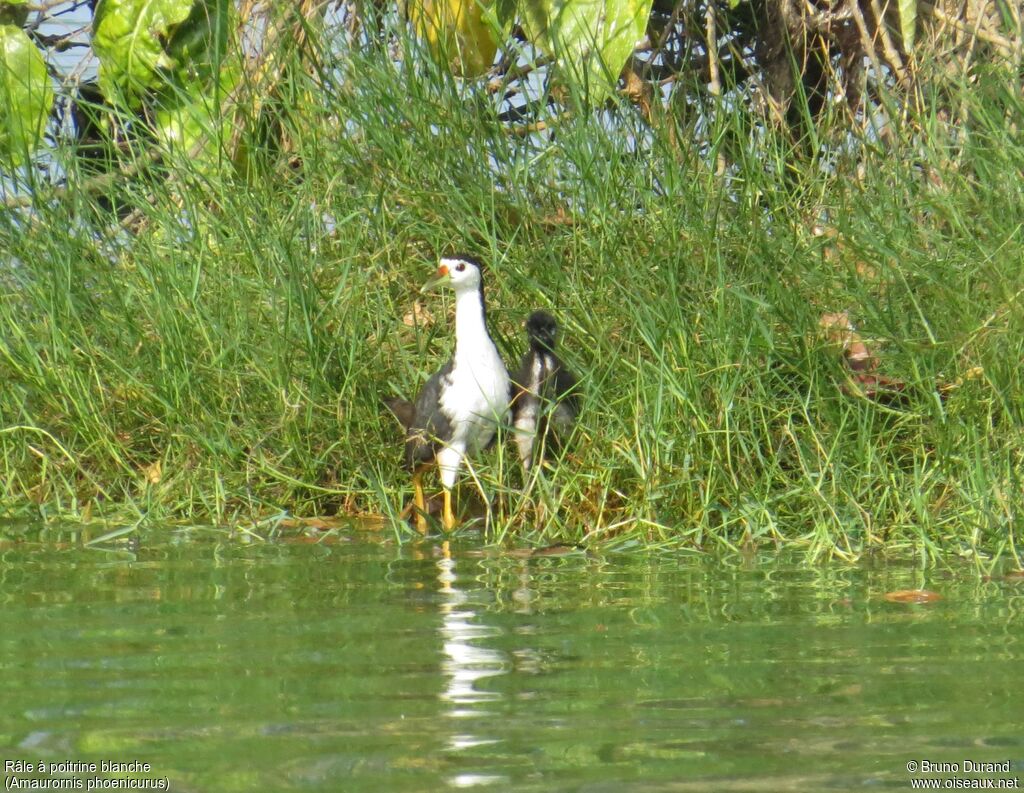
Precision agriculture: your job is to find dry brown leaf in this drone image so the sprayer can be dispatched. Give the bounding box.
[883,589,943,604]
[819,311,879,372]
[143,460,162,485]
[846,372,908,402]
[403,301,434,328]
[940,366,986,395]
[540,205,575,228]
[812,226,880,281]
[278,514,386,532]
[621,57,653,119]
[854,258,879,282]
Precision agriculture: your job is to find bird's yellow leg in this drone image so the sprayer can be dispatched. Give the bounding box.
[442,488,457,532]
[412,469,428,534]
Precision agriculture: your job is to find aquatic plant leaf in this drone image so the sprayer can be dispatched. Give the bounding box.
[0,23,54,166]
[521,0,653,103]
[92,0,196,106]
[405,0,499,77]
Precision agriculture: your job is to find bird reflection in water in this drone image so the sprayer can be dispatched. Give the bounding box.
[437,549,506,717]
[436,548,509,787]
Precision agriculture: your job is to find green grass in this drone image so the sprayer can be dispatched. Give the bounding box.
[1,38,1022,564]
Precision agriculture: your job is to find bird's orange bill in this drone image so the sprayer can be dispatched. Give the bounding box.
[420,264,451,293]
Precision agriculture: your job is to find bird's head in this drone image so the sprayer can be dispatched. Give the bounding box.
[422,254,484,294]
[525,310,559,351]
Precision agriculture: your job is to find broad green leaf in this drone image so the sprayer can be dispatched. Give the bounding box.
[0,1,29,27]
[92,0,196,106]
[0,23,54,166]
[405,0,498,77]
[898,0,916,51]
[522,0,652,103]
[153,54,239,163]
[166,0,234,83]
[492,0,516,29]
[154,93,220,157]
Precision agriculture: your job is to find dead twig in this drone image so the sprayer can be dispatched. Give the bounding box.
[4,147,160,210]
[919,0,1015,56]
[507,112,572,137]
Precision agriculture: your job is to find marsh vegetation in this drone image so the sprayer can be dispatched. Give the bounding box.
[1,1,1022,563]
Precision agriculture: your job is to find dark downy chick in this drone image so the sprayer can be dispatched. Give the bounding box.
[511,310,579,472]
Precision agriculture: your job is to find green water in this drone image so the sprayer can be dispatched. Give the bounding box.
[1,527,1022,792]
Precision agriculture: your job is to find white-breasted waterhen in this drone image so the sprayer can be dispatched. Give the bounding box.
[388,255,511,533]
[511,310,579,471]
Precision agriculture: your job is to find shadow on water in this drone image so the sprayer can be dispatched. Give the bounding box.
[1,522,1023,791]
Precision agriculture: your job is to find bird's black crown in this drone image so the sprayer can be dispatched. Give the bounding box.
[443,253,486,273]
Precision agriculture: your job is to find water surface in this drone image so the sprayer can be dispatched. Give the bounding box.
[1,526,1021,791]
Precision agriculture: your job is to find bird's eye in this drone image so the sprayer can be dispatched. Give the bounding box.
[456,263,466,272]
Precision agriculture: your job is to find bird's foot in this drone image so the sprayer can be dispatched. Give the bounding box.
[412,470,429,535]
[442,488,458,532]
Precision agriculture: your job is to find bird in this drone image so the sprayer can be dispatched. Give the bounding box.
[388,254,511,533]
[511,310,579,472]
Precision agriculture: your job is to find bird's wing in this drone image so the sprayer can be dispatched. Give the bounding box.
[404,360,455,470]
[384,397,416,431]
[509,352,535,417]
[553,360,580,413]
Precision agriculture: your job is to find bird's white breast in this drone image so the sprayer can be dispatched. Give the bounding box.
[440,338,510,452]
